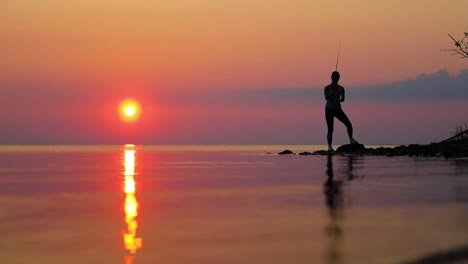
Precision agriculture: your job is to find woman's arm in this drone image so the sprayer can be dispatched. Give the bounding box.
[340,87,345,102]
[324,86,332,100]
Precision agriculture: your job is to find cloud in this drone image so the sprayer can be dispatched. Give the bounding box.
[352,69,468,101]
[245,69,468,103]
[2,69,467,110]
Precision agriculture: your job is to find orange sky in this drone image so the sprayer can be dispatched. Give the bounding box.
[2,0,466,87]
[0,0,467,144]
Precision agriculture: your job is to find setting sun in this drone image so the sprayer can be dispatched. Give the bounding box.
[119,100,141,123]
[124,106,136,117]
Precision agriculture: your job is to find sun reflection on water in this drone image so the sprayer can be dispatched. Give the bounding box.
[123,144,142,263]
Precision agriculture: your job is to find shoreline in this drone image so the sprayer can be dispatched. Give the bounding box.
[279,138,468,158]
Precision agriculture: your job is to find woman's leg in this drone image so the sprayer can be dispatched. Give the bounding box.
[335,109,353,140]
[325,109,335,148]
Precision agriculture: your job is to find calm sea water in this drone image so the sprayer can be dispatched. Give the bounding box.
[0,145,467,264]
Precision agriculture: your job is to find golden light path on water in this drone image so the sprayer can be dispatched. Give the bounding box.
[123,144,142,264]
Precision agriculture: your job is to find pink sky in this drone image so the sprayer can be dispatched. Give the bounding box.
[1,0,467,144]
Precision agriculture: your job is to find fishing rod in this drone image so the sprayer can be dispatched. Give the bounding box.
[335,40,341,71]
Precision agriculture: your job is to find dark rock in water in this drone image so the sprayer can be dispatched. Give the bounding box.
[278,149,294,155]
[274,137,468,157]
[336,144,366,154]
[313,150,330,155]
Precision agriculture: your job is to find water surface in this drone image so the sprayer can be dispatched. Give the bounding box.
[0,145,467,264]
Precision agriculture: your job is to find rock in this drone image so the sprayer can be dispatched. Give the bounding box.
[336,144,366,154]
[281,138,468,158]
[313,150,329,155]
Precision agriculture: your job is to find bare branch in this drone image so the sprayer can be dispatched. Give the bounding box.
[445,32,468,59]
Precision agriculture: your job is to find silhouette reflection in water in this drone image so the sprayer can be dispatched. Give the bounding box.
[123,144,142,264]
[324,154,344,264]
[323,155,358,264]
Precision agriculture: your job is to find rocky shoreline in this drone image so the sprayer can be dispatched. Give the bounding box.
[278,138,468,158]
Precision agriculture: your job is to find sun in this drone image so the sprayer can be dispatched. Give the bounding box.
[119,99,141,122]
[124,106,136,117]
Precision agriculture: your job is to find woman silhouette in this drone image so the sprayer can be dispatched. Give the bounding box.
[324,71,358,152]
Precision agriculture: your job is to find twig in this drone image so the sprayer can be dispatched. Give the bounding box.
[446,32,468,59]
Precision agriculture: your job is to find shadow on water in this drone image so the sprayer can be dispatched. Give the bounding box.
[400,244,468,264]
[323,154,361,264]
[454,159,468,203]
[454,159,468,177]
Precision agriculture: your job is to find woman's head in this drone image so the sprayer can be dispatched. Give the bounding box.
[331,71,340,82]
